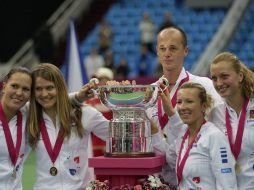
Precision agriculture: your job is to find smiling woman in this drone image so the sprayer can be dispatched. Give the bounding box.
[209,52,254,189]
[151,82,237,189]
[0,67,32,190]
[34,76,57,113]
[27,63,109,190]
[1,69,31,116]
[176,83,213,129]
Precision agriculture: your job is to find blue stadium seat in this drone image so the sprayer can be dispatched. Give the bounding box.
[80,0,229,77]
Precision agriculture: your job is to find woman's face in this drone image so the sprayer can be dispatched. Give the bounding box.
[210,61,243,99]
[176,88,205,127]
[1,72,31,113]
[34,77,57,112]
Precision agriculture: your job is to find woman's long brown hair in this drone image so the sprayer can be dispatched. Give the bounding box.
[27,63,84,148]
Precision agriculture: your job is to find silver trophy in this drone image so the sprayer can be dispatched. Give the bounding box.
[91,77,168,157]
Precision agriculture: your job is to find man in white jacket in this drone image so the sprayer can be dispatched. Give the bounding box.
[146,26,222,186]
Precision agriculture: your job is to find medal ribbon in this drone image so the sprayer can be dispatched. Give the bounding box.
[176,120,205,184]
[225,98,249,160]
[40,118,64,164]
[158,72,189,129]
[0,103,22,167]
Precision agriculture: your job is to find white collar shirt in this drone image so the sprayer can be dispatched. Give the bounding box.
[152,118,237,190]
[0,107,28,190]
[146,67,222,185]
[33,105,108,190]
[209,98,254,189]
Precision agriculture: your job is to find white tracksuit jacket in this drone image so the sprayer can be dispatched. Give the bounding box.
[152,115,237,190]
[33,105,109,190]
[146,67,222,185]
[209,98,254,189]
[0,107,28,190]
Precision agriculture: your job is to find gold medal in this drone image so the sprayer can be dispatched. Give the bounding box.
[49,166,58,176]
[235,163,241,174]
[12,169,16,178]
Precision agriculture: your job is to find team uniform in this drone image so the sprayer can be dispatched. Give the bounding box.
[209,98,254,189]
[33,105,109,190]
[152,113,237,190]
[146,67,222,184]
[0,106,29,190]
[86,97,112,157]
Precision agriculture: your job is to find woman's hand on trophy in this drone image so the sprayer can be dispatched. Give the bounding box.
[158,83,175,117]
[75,81,97,102]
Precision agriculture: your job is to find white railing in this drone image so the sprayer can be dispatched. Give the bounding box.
[191,0,251,76]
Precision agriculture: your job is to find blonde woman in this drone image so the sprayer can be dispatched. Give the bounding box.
[152,82,237,189]
[209,52,254,189]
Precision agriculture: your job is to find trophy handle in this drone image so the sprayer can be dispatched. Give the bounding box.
[158,76,169,92]
[89,78,100,95]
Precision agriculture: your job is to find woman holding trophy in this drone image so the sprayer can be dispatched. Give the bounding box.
[27,63,109,190]
[151,82,237,189]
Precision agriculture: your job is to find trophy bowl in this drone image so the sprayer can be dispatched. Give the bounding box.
[93,84,159,157]
[90,81,167,157]
[95,84,159,109]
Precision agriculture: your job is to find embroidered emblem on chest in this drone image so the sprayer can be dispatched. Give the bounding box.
[192,176,200,184]
[74,156,80,164]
